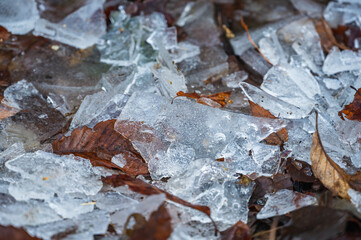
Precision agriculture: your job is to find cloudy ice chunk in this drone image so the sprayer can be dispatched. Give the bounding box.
[323,78,343,90]
[0,199,61,227]
[94,191,138,213]
[323,48,361,75]
[290,0,323,18]
[167,158,255,230]
[0,0,39,34]
[48,194,95,219]
[26,219,76,240]
[324,1,361,28]
[4,80,40,109]
[222,71,248,88]
[169,42,201,63]
[176,1,214,27]
[5,151,102,201]
[33,0,106,49]
[257,189,317,219]
[262,64,320,112]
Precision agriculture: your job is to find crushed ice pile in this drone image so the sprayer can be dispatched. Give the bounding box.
[1,0,361,239]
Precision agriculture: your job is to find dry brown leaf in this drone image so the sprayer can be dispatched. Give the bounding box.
[248,101,288,145]
[338,87,361,121]
[0,225,40,240]
[310,112,361,200]
[0,26,10,42]
[172,91,232,108]
[52,119,149,176]
[220,220,251,240]
[0,100,19,121]
[315,19,348,52]
[130,204,172,240]
[102,174,218,235]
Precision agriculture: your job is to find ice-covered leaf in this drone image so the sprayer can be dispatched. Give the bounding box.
[102,174,217,234]
[130,204,172,240]
[249,101,288,145]
[0,97,19,121]
[339,88,361,121]
[220,220,251,240]
[172,91,232,108]
[310,113,361,199]
[52,119,149,176]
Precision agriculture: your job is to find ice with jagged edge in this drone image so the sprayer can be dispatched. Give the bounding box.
[257,189,317,219]
[33,0,106,49]
[323,48,361,75]
[115,92,286,179]
[0,0,39,34]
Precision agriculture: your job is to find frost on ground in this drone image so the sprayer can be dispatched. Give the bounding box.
[1,0,361,239]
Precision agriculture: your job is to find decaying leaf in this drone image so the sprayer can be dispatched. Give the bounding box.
[248,101,288,145]
[338,87,361,121]
[102,174,218,234]
[221,220,251,240]
[314,19,348,52]
[52,119,149,176]
[0,97,19,121]
[0,225,40,240]
[310,113,361,199]
[0,26,10,42]
[172,91,232,108]
[130,204,173,240]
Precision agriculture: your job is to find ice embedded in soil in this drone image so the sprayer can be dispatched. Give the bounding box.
[0,0,361,239]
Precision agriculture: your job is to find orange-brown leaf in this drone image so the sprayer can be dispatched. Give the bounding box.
[52,120,149,176]
[130,204,172,240]
[338,88,361,121]
[0,26,10,42]
[173,91,232,108]
[248,101,288,145]
[310,112,361,200]
[220,220,251,240]
[315,19,348,52]
[0,225,40,240]
[102,174,218,234]
[0,102,19,121]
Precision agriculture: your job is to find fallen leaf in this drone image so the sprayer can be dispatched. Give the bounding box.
[102,174,218,235]
[221,220,251,240]
[285,158,315,183]
[172,91,232,108]
[314,19,348,52]
[52,119,149,176]
[0,225,40,240]
[248,101,288,145]
[0,98,19,121]
[310,112,361,199]
[222,24,235,39]
[130,204,173,240]
[0,26,10,42]
[338,87,361,121]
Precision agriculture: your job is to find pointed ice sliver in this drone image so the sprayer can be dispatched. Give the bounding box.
[33,0,106,49]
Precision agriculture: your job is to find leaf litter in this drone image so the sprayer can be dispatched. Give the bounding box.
[0,0,361,239]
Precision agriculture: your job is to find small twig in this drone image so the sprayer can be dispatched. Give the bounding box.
[240,16,273,65]
[252,226,284,237]
[269,216,279,240]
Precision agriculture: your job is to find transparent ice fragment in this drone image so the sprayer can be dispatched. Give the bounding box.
[5,151,102,201]
[349,188,361,214]
[323,78,343,90]
[26,219,76,240]
[166,158,255,230]
[74,210,110,235]
[94,191,138,213]
[241,82,308,119]
[0,0,39,34]
[262,64,321,112]
[33,0,106,49]
[257,189,317,219]
[323,48,361,75]
[324,1,361,28]
[115,92,286,175]
[290,0,323,18]
[169,42,201,63]
[176,1,214,27]
[70,91,129,130]
[111,194,166,232]
[4,80,41,109]
[0,199,61,227]
[222,71,248,88]
[239,48,272,77]
[147,27,178,50]
[48,194,95,219]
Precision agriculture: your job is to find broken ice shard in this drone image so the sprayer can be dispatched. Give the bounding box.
[222,71,248,89]
[33,0,106,49]
[147,27,178,50]
[165,158,255,229]
[115,92,286,179]
[5,151,102,201]
[257,189,317,219]
[323,48,361,75]
[0,0,39,34]
[262,64,321,113]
